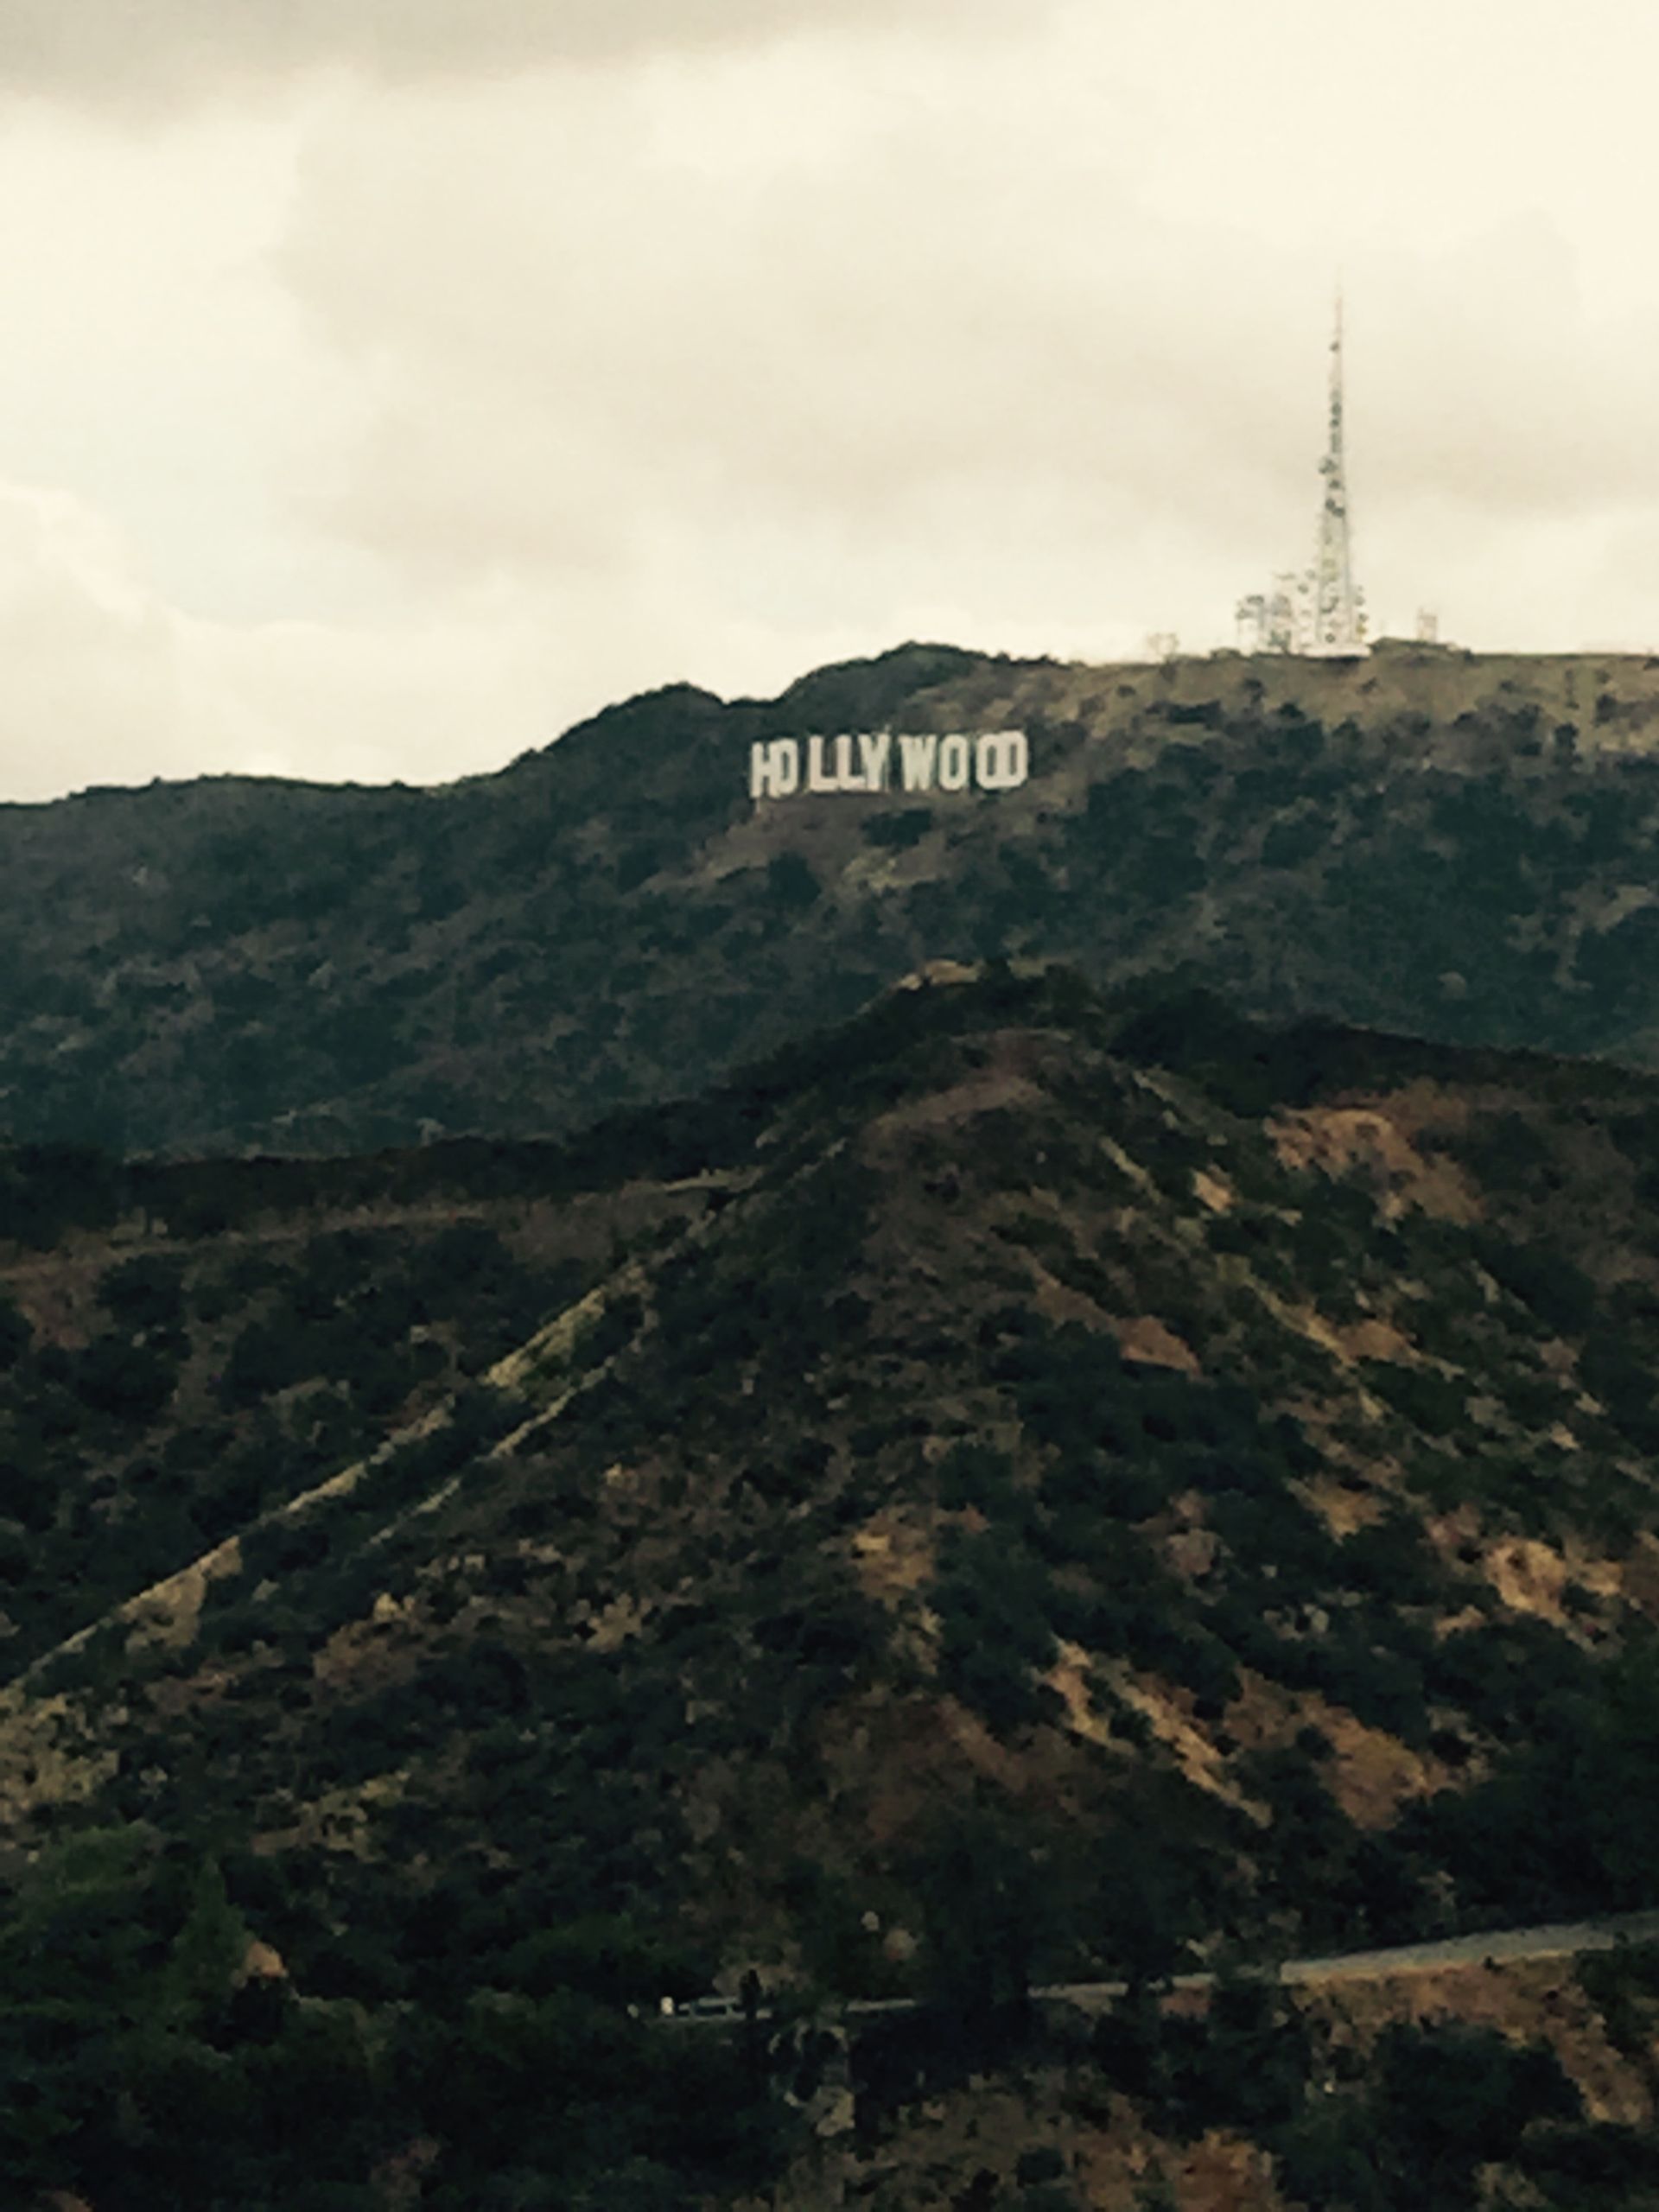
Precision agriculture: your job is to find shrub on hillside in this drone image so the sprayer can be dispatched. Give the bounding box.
[68,1332,179,1426]
[98,1252,188,1338]
[1359,1359,1468,1438]
[0,1294,33,1372]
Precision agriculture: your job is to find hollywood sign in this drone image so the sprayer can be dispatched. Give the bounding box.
[749,729,1028,799]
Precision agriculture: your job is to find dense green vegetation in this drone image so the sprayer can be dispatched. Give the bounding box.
[0,1825,785,2210]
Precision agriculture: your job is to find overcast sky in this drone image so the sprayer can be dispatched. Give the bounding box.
[2,0,1656,801]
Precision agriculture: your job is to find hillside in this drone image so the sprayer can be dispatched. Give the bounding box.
[8,966,1659,2205]
[8,639,1659,1157]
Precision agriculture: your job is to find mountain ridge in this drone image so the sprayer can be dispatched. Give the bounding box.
[7,638,1659,1158]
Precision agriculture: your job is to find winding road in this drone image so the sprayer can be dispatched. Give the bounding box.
[1032,1906,1659,2012]
[666,1908,1659,2025]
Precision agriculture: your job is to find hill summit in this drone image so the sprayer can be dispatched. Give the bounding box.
[6,639,1659,1157]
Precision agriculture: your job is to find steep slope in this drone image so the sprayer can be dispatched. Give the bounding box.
[8,964,1659,2205]
[0,1117,745,1680]
[6,638,1659,1157]
[8,967,1659,1940]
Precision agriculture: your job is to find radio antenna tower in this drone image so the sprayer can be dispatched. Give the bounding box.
[1308,292,1367,656]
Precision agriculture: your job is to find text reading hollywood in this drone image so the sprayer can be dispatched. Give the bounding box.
[749,729,1029,800]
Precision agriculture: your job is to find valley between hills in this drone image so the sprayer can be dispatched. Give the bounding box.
[8,943,1659,2205]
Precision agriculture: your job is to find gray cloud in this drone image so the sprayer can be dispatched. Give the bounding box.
[276,65,1280,582]
[3,0,1659,805]
[0,0,1023,103]
[272,25,1659,667]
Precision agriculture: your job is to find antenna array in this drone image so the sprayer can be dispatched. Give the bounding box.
[1236,297,1368,658]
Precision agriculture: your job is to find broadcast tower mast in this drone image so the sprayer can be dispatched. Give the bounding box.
[1308,292,1367,656]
